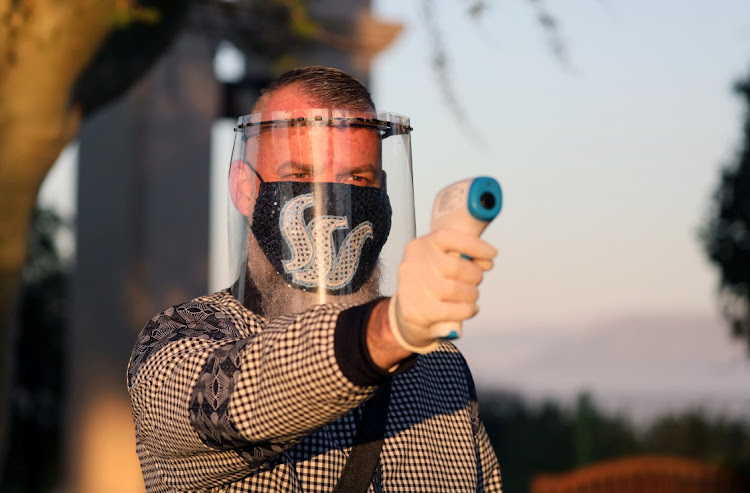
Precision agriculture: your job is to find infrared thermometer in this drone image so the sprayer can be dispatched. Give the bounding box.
[429,176,502,340]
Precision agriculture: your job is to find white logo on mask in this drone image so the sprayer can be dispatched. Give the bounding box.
[280,193,373,289]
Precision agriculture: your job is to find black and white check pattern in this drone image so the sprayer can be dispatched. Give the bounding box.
[128,289,502,492]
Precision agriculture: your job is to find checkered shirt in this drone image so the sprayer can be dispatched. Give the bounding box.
[127,289,502,492]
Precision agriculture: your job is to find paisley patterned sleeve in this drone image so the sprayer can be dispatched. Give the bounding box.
[127,295,382,491]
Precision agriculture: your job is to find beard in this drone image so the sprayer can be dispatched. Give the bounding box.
[246,231,383,320]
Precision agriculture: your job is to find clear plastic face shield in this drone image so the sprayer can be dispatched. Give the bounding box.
[227,108,415,318]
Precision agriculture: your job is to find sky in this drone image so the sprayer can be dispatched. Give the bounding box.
[368,0,750,417]
[38,0,750,420]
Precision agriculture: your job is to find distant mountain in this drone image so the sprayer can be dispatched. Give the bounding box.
[457,313,750,423]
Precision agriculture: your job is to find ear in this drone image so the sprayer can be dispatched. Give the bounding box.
[228,159,256,216]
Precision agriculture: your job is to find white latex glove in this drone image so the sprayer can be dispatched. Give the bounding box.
[388,228,497,353]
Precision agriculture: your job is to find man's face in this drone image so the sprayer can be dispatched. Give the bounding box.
[238,85,387,317]
[248,85,382,188]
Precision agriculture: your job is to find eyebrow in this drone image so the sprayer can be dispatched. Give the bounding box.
[340,164,379,176]
[275,162,380,175]
[275,162,314,174]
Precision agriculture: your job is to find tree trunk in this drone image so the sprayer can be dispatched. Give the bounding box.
[0,0,130,470]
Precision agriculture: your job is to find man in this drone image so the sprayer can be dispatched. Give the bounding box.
[128,66,502,492]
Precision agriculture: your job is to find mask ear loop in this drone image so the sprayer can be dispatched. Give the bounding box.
[245,160,265,183]
[238,123,265,183]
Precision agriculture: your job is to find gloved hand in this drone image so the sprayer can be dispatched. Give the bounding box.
[388,228,497,353]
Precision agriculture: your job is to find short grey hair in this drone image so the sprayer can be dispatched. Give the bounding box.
[254,66,375,112]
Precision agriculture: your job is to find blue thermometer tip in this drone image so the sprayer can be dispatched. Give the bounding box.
[467,177,502,222]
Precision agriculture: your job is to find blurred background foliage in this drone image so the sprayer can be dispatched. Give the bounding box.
[479,390,750,493]
[1,208,69,493]
[702,65,750,356]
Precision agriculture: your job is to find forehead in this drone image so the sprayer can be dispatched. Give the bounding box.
[250,125,381,170]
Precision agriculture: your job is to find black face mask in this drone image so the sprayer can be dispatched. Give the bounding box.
[251,182,392,295]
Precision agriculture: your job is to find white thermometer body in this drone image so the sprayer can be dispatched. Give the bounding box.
[429,176,502,340]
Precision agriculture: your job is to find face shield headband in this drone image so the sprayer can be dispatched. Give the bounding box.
[236,115,413,142]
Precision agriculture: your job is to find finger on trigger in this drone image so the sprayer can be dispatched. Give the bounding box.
[435,229,497,261]
[473,258,494,271]
[442,255,483,284]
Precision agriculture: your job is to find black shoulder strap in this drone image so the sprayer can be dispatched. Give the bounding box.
[333,381,391,493]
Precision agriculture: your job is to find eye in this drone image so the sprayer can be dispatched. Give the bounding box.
[285,172,313,181]
[344,175,374,186]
